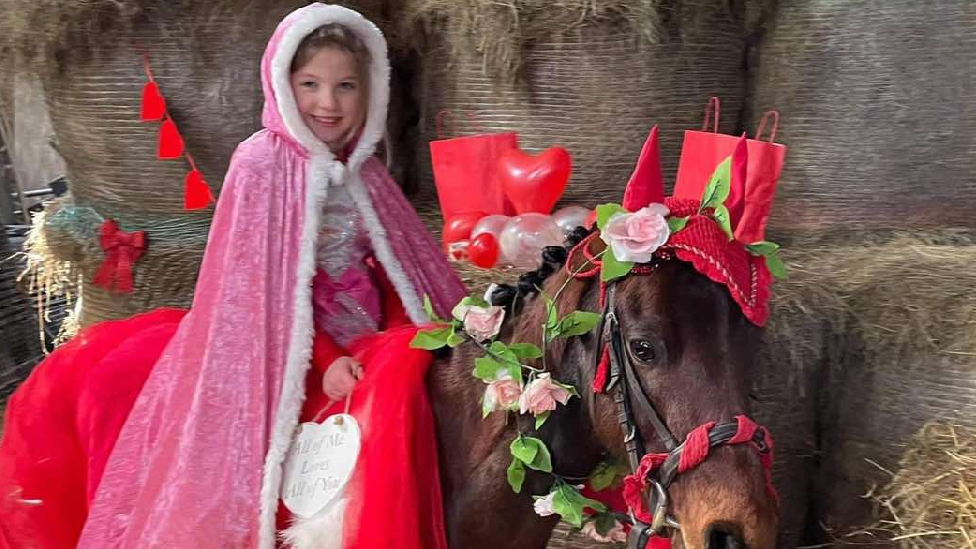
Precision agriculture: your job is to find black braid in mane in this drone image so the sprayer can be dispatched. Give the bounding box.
[486,225,595,311]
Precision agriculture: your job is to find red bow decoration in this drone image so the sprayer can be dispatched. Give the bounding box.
[93,219,147,294]
[138,48,214,210]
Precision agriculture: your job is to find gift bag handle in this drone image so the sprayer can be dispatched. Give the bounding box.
[755,110,780,143]
[701,96,721,133]
[436,110,486,139]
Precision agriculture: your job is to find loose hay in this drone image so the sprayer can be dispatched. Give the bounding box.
[845,423,976,549]
[13,207,80,350]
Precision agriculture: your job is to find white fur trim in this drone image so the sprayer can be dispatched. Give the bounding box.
[345,173,427,323]
[258,6,398,548]
[269,3,391,171]
[259,156,332,549]
[280,497,348,549]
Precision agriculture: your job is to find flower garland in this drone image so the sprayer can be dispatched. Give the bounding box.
[411,152,786,542]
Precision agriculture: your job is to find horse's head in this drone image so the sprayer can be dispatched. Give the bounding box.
[508,224,777,549]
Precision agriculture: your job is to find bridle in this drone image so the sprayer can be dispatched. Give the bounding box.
[570,236,776,548]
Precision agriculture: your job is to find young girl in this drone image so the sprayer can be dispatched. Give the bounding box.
[0,4,465,549]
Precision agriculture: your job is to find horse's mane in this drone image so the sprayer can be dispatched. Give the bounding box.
[489,226,603,370]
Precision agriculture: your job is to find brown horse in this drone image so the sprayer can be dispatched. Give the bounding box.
[430,231,778,549]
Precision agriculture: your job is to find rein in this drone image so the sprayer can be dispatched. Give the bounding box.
[565,234,776,547]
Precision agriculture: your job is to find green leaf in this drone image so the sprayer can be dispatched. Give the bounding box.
[600,249,634,283]
[507,365,523,387]
[745,241,781,256]
[422,294,438,321]
[510,436,553,473]
[551,487,584,528]
[554,311,601,338]
[765,252,789,280]
[535,411,550,430]
[700,156,732,212]
[482,394,494,418]
[595,203,628,230]
[446,330,465,348]
[525,438,553,473]
[473,356,505,382]
[509,343,544,360]
[593,513,618,536]
[713,204,734,241]
[667,216,690,234]
[510,435,539,465]
[589,461,629,491]
[507,458,526,493]
[489,340,519,366]
[410,327,451,350]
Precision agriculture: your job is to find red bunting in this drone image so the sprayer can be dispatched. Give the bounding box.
[184,169,215,210]
[157,118,185,159]
[140,81,166,122]
[138,49,214,210]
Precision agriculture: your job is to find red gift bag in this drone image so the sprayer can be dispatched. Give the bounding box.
[429,110,517,225]
[673,97,788,243]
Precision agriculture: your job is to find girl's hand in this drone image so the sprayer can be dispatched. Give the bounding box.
[322,356,363,401]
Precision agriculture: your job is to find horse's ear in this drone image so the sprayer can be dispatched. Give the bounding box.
[622,126,665,210]
[727,134,748,230]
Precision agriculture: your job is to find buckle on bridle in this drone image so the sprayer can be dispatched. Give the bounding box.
[649,479,677,535]
[627,479,681,548]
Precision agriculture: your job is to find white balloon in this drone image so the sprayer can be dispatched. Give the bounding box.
[551,205,592,234]
[471,215,510,240]
[498,214,565,269]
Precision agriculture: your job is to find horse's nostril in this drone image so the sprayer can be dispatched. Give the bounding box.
[706,522,746,549]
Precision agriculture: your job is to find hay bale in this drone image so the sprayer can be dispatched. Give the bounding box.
[862,422,976,548]
[751,249,847,549]
[748,1,976,231]
[408,0,753,214]
[797,231,976,544]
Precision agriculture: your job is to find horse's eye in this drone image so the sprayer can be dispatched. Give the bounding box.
[629,339,656,363]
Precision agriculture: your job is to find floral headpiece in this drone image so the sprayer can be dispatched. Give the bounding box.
[588,126,784,326]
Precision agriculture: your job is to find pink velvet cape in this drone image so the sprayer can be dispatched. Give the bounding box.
[77,5,465,548]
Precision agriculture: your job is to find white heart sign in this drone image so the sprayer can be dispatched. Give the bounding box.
[281,414,361,518]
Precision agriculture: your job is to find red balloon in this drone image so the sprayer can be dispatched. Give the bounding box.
[443,212,486,246]
[498,146,572,215]
[468,233,500,269]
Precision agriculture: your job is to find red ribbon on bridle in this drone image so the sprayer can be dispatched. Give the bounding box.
[93,219,147,293]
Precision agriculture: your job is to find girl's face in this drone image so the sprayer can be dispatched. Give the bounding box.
[290,47,365,152]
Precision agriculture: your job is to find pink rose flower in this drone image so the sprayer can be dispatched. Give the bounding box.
[533,492,557,517]
[519,373,572,415]
[581,519,628,543]
[600,204,670,264]
[454,304,506,341]
[483,373,522,413]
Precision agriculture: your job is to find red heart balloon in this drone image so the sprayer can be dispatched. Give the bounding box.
[468,233,499,269]
[498,146,572,215]
[442,212,486,246]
